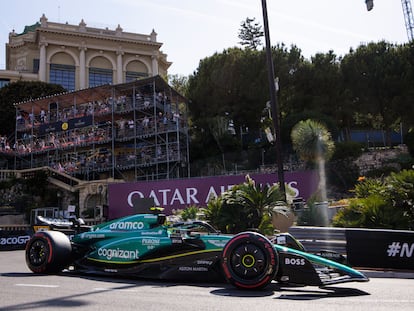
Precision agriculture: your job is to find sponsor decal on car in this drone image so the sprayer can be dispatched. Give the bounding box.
[109,221,144,230]
[178,266,209,272]
[196,260,213,265]
[97,247,140,260]
[140,230,164,235]
[81,233,105,239]
[142,238,160,245]
[170,236,183,244]
[284,257,306,266]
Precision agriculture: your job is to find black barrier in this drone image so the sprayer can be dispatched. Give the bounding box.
[0,228,33,251]
[346,228,414,270]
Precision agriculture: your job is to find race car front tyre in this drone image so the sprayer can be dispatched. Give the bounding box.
[25,230,72,274]
[221,232,278,290]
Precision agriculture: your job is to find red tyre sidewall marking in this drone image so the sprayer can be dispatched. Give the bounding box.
[34,232,53,264]
[222,234,250,279]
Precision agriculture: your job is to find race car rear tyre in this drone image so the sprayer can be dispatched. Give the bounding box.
[25,230,72,274]
[221,232,278,290]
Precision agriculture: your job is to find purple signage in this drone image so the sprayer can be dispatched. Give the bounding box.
[108,170,318,219]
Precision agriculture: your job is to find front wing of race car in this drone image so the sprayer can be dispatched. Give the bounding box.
[274,244,368,286]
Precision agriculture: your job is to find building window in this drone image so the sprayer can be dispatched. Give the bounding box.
[0,79,10,89]
[126,71,148,83]
[89,67,113,87]
[50,64,75,91]
[33,59,39,74]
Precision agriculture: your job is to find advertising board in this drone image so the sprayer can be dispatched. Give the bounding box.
[108,170,318,219]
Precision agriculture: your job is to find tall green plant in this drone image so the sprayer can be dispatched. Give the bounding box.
[291,119,335,164]
[204,175,289,234]
[333,195,409,229]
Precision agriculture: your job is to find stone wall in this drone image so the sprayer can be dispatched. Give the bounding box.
[354,145,409,175]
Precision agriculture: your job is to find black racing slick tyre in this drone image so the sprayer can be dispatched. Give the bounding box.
[25,230,72,274]
[221,232,278,290]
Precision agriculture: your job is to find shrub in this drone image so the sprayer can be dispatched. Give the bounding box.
[332,195,409,229]
[333,169,414,229]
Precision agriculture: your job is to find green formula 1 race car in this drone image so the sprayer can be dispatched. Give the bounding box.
[25,213,369,290]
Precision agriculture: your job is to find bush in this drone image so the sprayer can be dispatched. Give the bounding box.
[354,178,384,198]
[333,170,414,229]
[332,195,409,229]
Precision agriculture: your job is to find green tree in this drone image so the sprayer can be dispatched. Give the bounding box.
[0,81,66,136]
[183,40,414,182]
[187,45,306,166]
[168,74,189,97]
[289,52,344,118]
[341,41,409,145]
[187,48,268,162]
[238,17,264,50]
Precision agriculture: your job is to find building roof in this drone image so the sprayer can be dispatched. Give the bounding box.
[14,75,187,115]
[18,22,41,36]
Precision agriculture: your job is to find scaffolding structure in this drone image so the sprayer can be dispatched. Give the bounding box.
[8,75,189,182]
[402,0,414,41]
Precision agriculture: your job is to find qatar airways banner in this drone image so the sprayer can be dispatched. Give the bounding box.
[108,170,318,219]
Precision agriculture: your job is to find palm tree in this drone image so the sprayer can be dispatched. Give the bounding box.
[291,119,335,202]
[204,175,289,234]
[291,119,334,163]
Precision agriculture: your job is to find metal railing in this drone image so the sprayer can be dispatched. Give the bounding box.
[288,226,347,255]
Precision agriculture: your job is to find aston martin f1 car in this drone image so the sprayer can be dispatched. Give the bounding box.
[25,213,369,290]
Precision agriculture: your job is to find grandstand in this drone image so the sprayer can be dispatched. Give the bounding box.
[1,75,189,183]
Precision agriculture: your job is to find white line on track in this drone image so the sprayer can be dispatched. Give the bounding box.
[15,284,59,288]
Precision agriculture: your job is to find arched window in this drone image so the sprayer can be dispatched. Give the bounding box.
[125,60,148,82]
[49,52,76,91]
[89,56,113,87]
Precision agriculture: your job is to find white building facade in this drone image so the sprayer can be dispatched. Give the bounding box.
[2,14,171,90]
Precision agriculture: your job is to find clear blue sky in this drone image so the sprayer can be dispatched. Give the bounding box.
[0,0,409,76]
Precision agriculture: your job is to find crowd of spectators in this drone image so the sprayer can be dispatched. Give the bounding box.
[0,183,23,206]
[0,135,11,152]
[3,91,185,177]
[10,112,182,155]
[16,91,173,130]
[46,141,181,176]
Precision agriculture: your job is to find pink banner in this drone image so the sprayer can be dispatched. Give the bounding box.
[108,171,318,219]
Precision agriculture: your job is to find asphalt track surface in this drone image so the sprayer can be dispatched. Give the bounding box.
[0,250,413,311]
